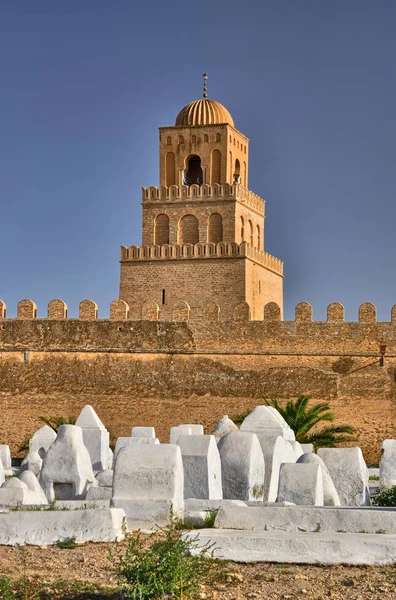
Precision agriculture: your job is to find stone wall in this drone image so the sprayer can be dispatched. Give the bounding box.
[1,301,396,463]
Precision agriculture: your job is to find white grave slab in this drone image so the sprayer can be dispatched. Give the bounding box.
[177,434,222,500]
[29,425,56,457]
[131,426,155,438]
[317,447,370,506]
[75,405,110,472]
[240,406,295,440]
[212,415,238,443]
[380,440,396,488]
[277,463,324,506]
[297,452,340,506]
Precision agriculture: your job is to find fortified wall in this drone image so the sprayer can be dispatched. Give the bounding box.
[1,297,395,464]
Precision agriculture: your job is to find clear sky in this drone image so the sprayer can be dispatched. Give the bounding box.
[1,1,395,321]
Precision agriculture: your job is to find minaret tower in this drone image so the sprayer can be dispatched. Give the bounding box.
[119,76,283,321]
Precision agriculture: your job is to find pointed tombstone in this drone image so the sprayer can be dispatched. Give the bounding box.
[39,425,97,502]
[20,451,43,476]
[297,453,340,506]
[75,405,110,472]
[112,444,184,528]
[317,447,370,506]
[218,431,265,501]
[240,406,295,441]
[29,425,57,457]
[213,415,238,444]
[0,445,12,475]
[277,463,324,506]
[255,435,294,502]
[379,440,396,488]
[177,435,222,500]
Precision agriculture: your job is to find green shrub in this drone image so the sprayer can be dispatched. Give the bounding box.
[55,536,78,549]
[372,486,396,507]
[110,520,226,599]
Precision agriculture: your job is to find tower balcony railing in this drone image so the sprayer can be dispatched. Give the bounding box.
[142,184,264,213]
[120,241,283,276]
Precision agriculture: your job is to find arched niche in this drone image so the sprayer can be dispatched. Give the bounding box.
[208,213,223,244]
[154,214,170,246]
[178,214,199,245]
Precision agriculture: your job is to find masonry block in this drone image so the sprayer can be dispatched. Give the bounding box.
[295,302,312,322]
[0,300,6,318]
[234,302,250,321]
[47,299,67,319]
[264,302,281,321]
[327,302,344,322]
[141,300,159,321]
[358,302,376,323]
[17,299,37,319]
[110,299,129,320]
[79,299,98,320]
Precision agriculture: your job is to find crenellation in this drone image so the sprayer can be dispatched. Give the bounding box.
[48,299,68,319]
[79,300,98,321]
[17,299,37,320]
[110,299,129,320]
[359,302,377,323]
[327,302,345,322]
[0,300,6,319]
[295,302,313,322]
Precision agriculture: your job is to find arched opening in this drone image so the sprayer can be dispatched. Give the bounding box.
[178,135,184,144]
[240,216,245,241]
[184,155,203,186]
[208,213,223,244]
[211,149,221,185]
[178,214,199,244]
[166,136,172,145]
[233,158,241,184]
[229,151,233,183]
[248,220,253,245]
[216,133,221,142]
[154,214,170,246]
[256,224,261,249]
[165,152,175,186]
[204,134,209,142]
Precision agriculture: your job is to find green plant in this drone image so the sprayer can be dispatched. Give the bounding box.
[38,416,76,431]
[55,536,78,549]
[372,486,396,507]
[314,522,321,532]
[203,510,217,528]
[265,396,356,449]
[369,474,379,481]
[110,519,226,599]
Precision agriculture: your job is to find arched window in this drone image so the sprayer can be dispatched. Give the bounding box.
[204,134,209,142]
[229,151,233,182]
[166,136,172,145]
[248,220,253,245]
[211,149,221,185]
[233,138,236,146]
[234,158,241,184]
[165,152,175,186]
[208,213,223,243]
[178,215,199,244]
[154,214,170,246]
[184,155,203,185]
[240,216,245,241]
[216,133,221,142]
[229,135,232,142]
[256,224,261,249]
[237,140,239,148]
[178,135,184,144]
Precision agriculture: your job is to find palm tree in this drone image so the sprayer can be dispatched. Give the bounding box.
[38,415,76,432]
[265,395,357,449]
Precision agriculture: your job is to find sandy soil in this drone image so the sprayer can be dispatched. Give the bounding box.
[1,540,396,599]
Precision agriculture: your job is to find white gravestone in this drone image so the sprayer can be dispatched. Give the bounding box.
[20,451,43,476]
[256,435,293,502]
[112,444,184,528]
[380,440,396,488]
[277,463,324,506]
[29,425,56,458]
[317,447,370,506]
[240,406,295,440]
[177,434,222,500]
[0,446,12,475]
[75,405,110,472]
[297,452,340,506]
[40,425,97,502]
[218,431,265,501]
[213,415,238,443]
[131,426,156,438]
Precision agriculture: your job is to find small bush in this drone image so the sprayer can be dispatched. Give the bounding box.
[204,510,217,528]
[110,519,226,599]
[372,486,396,507]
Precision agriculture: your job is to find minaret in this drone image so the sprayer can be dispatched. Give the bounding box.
[119,78,283,321]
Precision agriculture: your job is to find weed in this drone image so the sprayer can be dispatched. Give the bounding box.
[369,474,379,481]
[203,510,217,528]
[314,522,321,532]
[297,527,307,532]
[376,529,387,534]
[109,518,227,599]
[359,530,369,534]
[55,536,78,549]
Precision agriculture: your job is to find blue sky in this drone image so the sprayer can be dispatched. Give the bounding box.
[1,1,395,320]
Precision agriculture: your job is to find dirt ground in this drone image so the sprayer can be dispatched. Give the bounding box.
[0,540,396,599]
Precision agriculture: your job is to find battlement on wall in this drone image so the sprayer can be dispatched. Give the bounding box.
[1,298,396,326]
[142,183,264,213]
[120,241,283,276]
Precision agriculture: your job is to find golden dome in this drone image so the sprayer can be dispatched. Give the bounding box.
[175,98,234,127]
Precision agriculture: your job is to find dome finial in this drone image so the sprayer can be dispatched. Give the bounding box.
[203,73,208,98]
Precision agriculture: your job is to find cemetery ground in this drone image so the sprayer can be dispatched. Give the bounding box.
[0,538,396,600]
